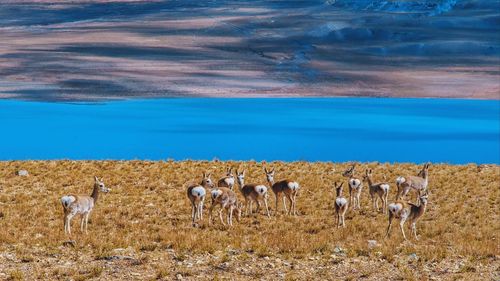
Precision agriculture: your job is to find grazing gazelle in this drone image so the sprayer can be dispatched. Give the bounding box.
[334,182,348,228]
[209,187,242,226]
[217,167,235,190]
[396,163,430,203]
[264,167,300,215]
[342,164,363,210]
[61,176,111,235]
[363,169,390,214]
[235,169,271,217]
[385,192,429,240]
[187,172,213,224]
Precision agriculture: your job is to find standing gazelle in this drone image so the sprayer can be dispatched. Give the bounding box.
[209,187,242,226]
[334,182,348,228]
[264,167,300,216]
[396,163,430,203]
[236,170,271,217]
[386,192,429,240]
[342,164,363,210]
[217,167,235,190]
[61,176,111,235]
[363,169,390,214]
[187,173,213,224]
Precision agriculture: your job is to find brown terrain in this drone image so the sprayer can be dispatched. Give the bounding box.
[0,160,499,280]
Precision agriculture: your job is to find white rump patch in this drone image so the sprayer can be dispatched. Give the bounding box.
[380,184,390,192]
[388,203,403,214]
[336,198,347,207]
[211,189,222,200]
[255,185,267,195]
[396,177,406,184]
[350,179,361,189]
[61,195,76,208]
[192,186,206,198]
[288,182,300,191]
[226,178,235,185]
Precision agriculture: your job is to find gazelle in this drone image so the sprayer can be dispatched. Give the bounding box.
[217,167,235,190]
[362,169,390,214]
[342,164,363,210]
[264,167,300,215]
[385,192,429,240]
[60,176,111,235]
[396,163,430,203]
[187,172,213,224]
[334,182,348,228]
[208,187,242,226]
[235,169,271,217]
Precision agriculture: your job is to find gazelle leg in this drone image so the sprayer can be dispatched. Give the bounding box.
[191,202,196,223]
[285,194,292,215]
[80,214,85,233]
[412,222,418,240]
[200,199,204,220]
[66,214,74,235]
[282,195,288,214]
[291,193,297,215]
[399,220,407,240]
[208,204,215,225]
[228,206,234,226]
[219,208,225,226]
[84,212,90,234]
[385,215,393,238]
[63,214,68,234]
[264,196,271,217]
[255,200,261,215]
[275,193,279,214]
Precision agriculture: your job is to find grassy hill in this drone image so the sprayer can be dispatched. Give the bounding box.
[0,160,498,280]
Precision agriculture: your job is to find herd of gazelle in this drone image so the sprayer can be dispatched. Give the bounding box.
[59,164,430,240]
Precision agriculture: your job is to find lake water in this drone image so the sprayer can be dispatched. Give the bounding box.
[0,98,498,164]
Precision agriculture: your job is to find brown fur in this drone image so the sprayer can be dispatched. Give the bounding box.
[208,187,241,226]
[265,167,299,216]
[236,170,270,217]
[363,169,390,214]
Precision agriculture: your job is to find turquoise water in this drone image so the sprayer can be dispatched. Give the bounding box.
[0,98,498,163]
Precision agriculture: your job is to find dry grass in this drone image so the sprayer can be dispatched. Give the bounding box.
[0,160,499,280]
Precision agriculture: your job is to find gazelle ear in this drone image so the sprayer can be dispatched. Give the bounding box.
[94,176,99,182]
[207,173,211,178]
[236,169,239,175]
[340,182,344,188]
[271,167,275,173]
[100,177,104,182]
[202,172,206,178]
[264,167,268,173]
[242,170,246,176]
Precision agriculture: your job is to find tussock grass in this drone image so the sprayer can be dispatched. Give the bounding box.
[0,160,498,280]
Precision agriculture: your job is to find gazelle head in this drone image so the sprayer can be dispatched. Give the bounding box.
[417,163,431,178]
[201,172,214,188]
[362,169,373,181]
[342,164,356,177]
[264,167,275,183]
[334,182,344,197]
[236,169,245,186]
[419,191,429,205]
[94,176,111,193]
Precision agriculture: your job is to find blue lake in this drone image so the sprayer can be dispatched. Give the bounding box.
[0,98,498,164]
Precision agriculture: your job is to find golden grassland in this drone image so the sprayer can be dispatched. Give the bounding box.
[0,160,499,280]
